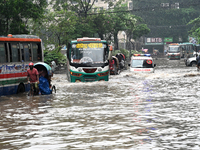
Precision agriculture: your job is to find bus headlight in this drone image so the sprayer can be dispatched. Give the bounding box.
[70,72,82,77]
[97,71,109,77]
[98,68,102,72]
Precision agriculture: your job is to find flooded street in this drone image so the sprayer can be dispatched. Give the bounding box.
[1,58,200,150]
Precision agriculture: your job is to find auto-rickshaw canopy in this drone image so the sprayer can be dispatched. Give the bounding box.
[34,62,52,76]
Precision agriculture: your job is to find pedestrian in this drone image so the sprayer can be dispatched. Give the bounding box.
[51,60,57,73]
[164,49,167,55]
[186,52,190,59]
[185,52,190,65]
[27,62,39,95]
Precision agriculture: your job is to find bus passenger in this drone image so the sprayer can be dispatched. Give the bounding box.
[27,62,39,95]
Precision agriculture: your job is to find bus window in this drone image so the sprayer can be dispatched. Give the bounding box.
[10,43,20,62]
[0,43,6,63]
[23,43,29,61]
[32,43,42,61]
[32,43,38,61]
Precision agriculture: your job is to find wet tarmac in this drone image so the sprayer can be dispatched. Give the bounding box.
[1,58,200,149]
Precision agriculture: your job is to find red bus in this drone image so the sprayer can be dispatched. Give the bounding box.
[0,34,43,96]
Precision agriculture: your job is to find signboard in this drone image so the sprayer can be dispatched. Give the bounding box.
[164,37,173,44]
[145,37,163,45]
[76,43,103,49]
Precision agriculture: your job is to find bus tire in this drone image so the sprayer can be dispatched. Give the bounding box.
[17,83,25,94]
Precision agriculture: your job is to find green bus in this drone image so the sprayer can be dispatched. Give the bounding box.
[179,42,195,58]
[66,37,112,82]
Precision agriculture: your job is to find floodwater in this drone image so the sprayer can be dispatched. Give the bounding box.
[1,58,200,150]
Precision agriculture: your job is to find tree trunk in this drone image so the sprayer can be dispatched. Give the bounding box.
[114,32,118,50]
[98,32,104,40]
[126,34,132,50]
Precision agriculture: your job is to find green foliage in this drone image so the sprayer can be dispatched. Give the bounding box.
[44,48,66,66]
[131,50,143,55]
[132,24,150,40]
[0,0,47,35]
[31,10,77,46]
[188,16,200,44]
[132,0,200,42]
[112,49,142,60]
[72,17,97,39]
[112,49,129,60]
[101,3,150,49]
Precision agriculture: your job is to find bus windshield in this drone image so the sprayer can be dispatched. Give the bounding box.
[71,43,107,63]
[131,59,153,68]
[168,46,180,53]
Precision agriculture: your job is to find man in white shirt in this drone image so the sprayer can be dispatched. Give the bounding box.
[51,60,57,73]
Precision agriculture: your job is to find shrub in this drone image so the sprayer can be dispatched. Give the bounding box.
[44,48,66,66]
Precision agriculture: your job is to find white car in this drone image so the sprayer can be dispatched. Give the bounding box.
[185,57,197,67]
[129,54,156,73]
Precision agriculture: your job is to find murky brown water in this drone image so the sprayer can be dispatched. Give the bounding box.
[1,58,200,149]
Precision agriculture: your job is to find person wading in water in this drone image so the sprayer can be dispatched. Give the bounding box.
[27,62,39,95]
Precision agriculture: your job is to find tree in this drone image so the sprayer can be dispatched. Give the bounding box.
[50,0,104,18]
[188,17,200,44]
[31,9,77,47]
[101,2,150,50]
[45,0,150,51]
[0,0,47,35]
[131,0,200,43]
[128,24,150,50]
